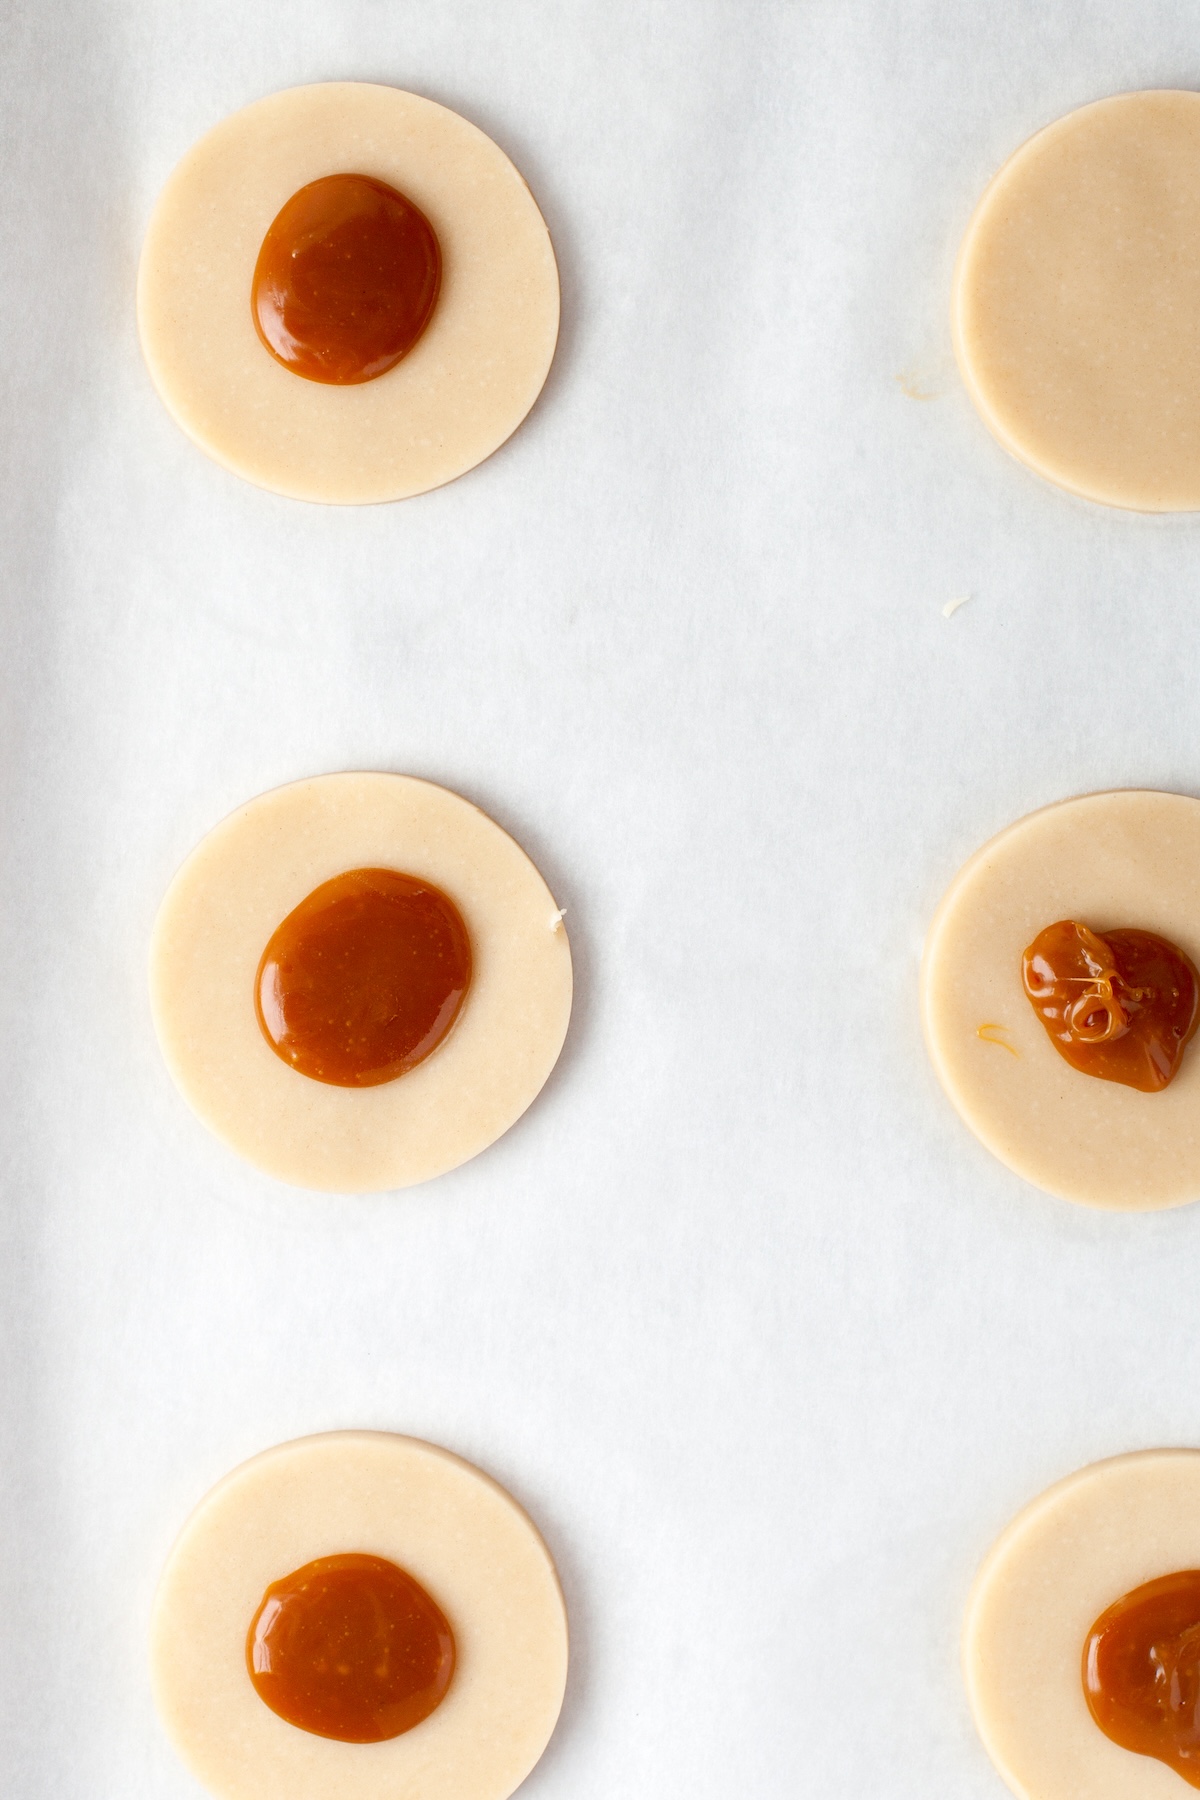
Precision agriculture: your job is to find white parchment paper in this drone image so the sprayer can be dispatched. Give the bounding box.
[4,2,1200,1794]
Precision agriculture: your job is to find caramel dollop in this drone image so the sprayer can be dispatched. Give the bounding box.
[247,1552,455,1743]
[1084,1570,1200,1786]
[252,173,441,385]
[255,867,471,1087]
[1022,920,1199,1091]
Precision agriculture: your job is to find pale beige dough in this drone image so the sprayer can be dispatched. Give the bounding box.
[965,1450,1200,1800]
[151,1432,569,1800]
[149,773,572,1192]
[954,90,1200,510]
[137,84,560,503]
[921,790,1200,1210]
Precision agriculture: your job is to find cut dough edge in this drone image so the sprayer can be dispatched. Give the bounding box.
[965,1450,1200,1800]
[921,790,1200,1211]
[149,773,573,1192]
[150,1431,569,1800]
[953,90,1200,512]
[136,82,560,503]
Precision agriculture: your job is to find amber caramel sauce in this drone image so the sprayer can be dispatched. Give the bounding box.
[1021,920,1199,1092]
[252,173,441,385]
[1084,1570,1200,1786]
[247,1552,455,1743]
[255,868,472,1088]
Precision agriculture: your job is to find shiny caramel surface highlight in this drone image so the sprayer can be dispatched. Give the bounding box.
[247,1552,455,1743]
[255,867,471,1088]
[1084,1569,1200,1787]
[252,173,440,385]
[1022,920,1199,1092]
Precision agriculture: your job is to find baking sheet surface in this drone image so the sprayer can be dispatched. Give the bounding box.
[4,2,1200,1794]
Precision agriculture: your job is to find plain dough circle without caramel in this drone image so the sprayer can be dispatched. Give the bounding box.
[964,1450,1200,1800]
[921,790,1200,1210]
[149,773,572,1192]
[137,83,560,503]
[150,1432,569,1800]
[954,90,1200,511]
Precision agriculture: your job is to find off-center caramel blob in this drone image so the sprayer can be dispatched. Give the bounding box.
[247,1552,455,1744]
[1084,1570,1200,1787]
[1022,920,1199,1092]
[255,867,472,1088]
[252,173,441,385]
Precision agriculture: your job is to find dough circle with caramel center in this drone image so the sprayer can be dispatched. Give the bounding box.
[149,773,572,1192]
[954,90,1200,510]
[150,1432,569,1800]
[137,83,559,503]
[965,1450,1200,1800]
[921,790,1200,1210]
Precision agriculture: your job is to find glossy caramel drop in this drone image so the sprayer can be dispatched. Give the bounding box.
[1084,1570,1200,1786]
[247,1552,455,1743]
[1022,919,1199,1091]
[252,173,441,385]
[255,868,471,1087]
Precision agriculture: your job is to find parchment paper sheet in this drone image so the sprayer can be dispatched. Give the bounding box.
[3,2,1200,1794]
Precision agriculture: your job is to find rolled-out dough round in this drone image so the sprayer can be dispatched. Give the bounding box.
[149,773,573,1192]
[954,90,1200,511]
[964,1450,1200,1800]
[150,1432,569,1800]
[137,83,560,504]
[921,790,1200,1210]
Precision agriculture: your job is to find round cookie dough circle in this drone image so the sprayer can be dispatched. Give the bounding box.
[149,773,572,1192]
[151,1432,569,1800]
[965,1450,1200,1800]
[137,84,560,503]
[954,90,1200,511]
[921,790,1200,1210]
